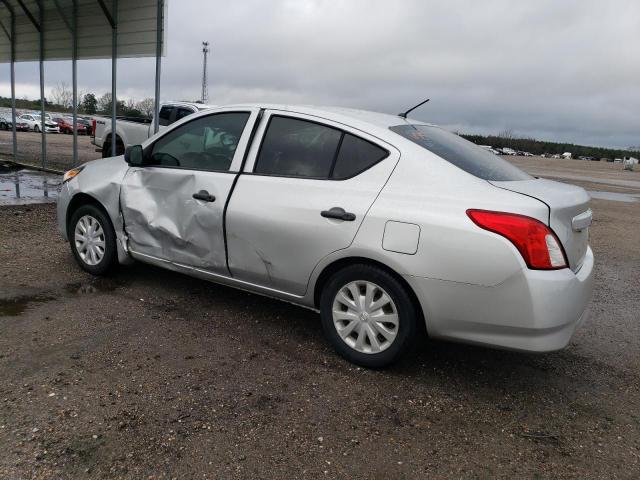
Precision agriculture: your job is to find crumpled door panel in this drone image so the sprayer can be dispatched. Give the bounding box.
[121,167,233,273]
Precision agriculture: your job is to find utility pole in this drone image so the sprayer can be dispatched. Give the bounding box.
[201,41,209,103]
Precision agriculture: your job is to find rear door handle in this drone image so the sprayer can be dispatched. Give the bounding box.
[192,190,216,202]
[321,207,356,221]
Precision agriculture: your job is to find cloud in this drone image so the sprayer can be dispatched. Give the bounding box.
[1,0,638,148]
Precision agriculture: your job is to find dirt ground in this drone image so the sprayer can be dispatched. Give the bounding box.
[0,130,100,171]
[0,157,639,479]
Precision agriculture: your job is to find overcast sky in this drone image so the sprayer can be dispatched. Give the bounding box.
[1,0,639,148]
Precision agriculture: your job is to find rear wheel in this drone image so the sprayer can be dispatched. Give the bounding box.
[34,125,40,133]
[102,137,125,158]
[69,204,117,275]
[320,264,419,368]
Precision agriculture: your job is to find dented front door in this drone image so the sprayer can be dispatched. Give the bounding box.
[121,167,235,273]
[119,110,257,274]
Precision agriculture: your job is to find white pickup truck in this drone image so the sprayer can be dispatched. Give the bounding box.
[92,101,215,157]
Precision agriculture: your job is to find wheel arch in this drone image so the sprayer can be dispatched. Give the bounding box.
[65,192,112,238]
[312,256,427,335]
[102,133,125,157]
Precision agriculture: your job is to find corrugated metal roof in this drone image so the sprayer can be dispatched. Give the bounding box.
[0,0,166,63]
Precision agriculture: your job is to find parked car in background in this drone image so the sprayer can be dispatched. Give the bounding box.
[93,101,215,157]
[0,115,12,130]
[552,154,561,159]
[52,115,88,135]
[479,145,502,156]
[77,117,93,136]
[15,118,29,131]
[58,104,594,368]
[501,147,517,155]
[18,113,60,133]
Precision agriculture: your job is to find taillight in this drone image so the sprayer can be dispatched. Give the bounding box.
[466,209,568,270]
[92,119,96,137]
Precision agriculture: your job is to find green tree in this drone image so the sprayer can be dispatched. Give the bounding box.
[97,93,125,115]
[80,93,98,114]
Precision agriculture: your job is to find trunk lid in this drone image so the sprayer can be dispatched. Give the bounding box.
[490,178,591,272]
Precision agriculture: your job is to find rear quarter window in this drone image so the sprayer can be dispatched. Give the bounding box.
[332,133,388,179]
[389,124,532,181]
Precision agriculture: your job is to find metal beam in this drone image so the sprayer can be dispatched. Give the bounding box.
[110,0,117,155]
[51,0,79,165]
[72,0,78,164]
[16,0,41,32]
[97,0,115,29]
[1,0,18,162]
[10,6,16,162]
[36,0,46,168]
[52,0,72,32]
[153,0,163,134]
[0,19,9,40]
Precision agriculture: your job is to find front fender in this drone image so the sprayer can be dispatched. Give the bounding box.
[58,156,133,264]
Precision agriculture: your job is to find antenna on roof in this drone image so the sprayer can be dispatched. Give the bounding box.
[398,98,430,119]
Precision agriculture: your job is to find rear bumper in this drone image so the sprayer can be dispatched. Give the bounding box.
[405,246,594,352]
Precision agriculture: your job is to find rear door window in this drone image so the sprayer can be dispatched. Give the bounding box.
[175,107,195,122]
[254,116,342,178]
[158,106,175,126]
[390,124,532,181]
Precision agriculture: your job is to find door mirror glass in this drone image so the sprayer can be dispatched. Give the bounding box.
[125,145,144,166]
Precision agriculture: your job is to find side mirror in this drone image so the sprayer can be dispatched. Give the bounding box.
[125,144,144,166]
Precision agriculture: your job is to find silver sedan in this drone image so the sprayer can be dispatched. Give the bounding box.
[57,104,594,367]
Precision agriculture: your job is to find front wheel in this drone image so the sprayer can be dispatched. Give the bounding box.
[33,125,40,133]
[69,204,117,275]
[102,139,125,158]
[320,264,419,368]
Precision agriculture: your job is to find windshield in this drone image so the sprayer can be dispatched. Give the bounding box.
[390,124,532,181]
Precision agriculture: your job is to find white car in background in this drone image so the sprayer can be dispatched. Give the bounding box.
[18,113,60,133]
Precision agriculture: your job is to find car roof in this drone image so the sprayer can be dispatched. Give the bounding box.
[164,101,216,111]
[216,103,435,137]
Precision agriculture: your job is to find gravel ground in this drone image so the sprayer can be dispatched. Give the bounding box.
[0,158,639,479]
[0,130,100,171]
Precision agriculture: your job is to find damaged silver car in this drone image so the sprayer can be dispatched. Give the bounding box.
[58,104,594,367]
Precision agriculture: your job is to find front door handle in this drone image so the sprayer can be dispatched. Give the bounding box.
[321,207,356,221]
[192,190,216,202]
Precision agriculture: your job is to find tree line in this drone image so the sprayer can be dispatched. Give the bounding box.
[0,81,156,118]
[461,130,639,160]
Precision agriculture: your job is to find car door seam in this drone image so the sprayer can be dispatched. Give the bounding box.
[222,108,265,277]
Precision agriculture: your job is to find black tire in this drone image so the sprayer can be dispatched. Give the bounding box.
[319,264,419,368]
[34,125,40,133]
[68,204,118,276]
[102,138,125,158]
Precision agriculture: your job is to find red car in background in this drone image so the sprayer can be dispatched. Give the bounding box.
[52,116,88,135]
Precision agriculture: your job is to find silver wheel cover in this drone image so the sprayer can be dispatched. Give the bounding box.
[332,280,399,354]
[74,214,106,266]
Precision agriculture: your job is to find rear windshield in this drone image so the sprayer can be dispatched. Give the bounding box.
[389,124,532,181]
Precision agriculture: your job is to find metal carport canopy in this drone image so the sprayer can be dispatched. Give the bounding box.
[0,0,167,167]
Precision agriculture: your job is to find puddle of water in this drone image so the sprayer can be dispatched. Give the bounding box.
[0,294,54,316]
[64,278,118,295]
[1,279,119,317]
[0,169,62,206]
[588,191,639,203]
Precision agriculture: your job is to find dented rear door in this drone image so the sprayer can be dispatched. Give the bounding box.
[120,109,259,274]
